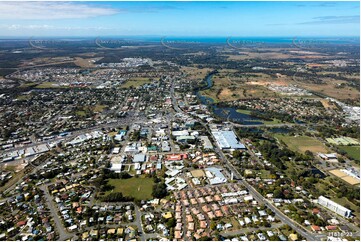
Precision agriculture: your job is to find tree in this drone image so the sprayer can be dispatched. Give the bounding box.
[166,218,176,228]
[273,188,283,198]
[152,182,168,198]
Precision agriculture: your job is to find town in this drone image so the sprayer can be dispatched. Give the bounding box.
[0,2,360,241]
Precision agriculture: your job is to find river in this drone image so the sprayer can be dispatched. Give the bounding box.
[196,74,266,125]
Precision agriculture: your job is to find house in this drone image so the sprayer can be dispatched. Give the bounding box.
[162,212,172,219]
[117,228,124,236]
[174,230,182,240]
[311,225,321,232]
[90,229,98,237]
[145,225,154,232]
[257,233,266,241]
[326,226,338,231]
[133,154,146,163]
[82,232,89,240]
[68,225,77,231]
[289,233,298,241]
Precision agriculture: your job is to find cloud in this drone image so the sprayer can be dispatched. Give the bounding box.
[0,24,114,31]
[0,2,120,20]
[298,15,360,25]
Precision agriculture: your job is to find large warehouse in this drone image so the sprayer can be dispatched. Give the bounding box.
[318,196,352,218]
[212,130,246,150]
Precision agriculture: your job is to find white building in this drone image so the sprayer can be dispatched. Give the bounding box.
[318,196,351,218]
[212,130,245,150]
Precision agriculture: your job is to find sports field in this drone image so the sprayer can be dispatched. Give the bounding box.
[121,77,153,88]
[275,134,328,153]
[106,177,154,200]
[329,169,360,185]
[338,146,360,161]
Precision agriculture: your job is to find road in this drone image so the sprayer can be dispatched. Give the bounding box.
[170,80,320,241]
[2,115,146,155]
[40,185,74,241]
[219,223,284,237]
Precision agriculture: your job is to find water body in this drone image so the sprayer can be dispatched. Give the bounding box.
[196,74,264,125]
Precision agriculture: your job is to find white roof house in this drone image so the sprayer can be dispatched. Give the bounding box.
[110,164,123,173]
[133,154,146,163]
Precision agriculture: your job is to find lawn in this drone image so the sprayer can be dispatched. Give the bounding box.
[256,170,271,179]
[36,82,65,88]
[275,134,329,154]
[236,109,283,125]
[75,110,86,117]
[262,119,283,125]
[333,196,360,219]
[19,82,37,88]
[16,94,31,100]
[121,78,152,88]
[105,177,154,200]
[93,105,107,113]
[236,109,252,115]
[338,146,360,161]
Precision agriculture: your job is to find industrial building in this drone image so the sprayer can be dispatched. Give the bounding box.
[318,196,352,218]
[211,130,245,150]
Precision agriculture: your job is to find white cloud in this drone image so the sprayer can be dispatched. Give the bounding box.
[0,2,119,20]
[0,24,114,31]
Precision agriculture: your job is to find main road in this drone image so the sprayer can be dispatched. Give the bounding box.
[2,114,147,155]
[170,79,320,241]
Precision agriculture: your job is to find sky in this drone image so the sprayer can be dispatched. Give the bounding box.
[0,1,359,37]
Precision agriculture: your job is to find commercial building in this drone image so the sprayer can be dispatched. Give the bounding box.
[199,136,213,150]
[318,196,352,218]
[205,167,227,185]
[212,130,245,150]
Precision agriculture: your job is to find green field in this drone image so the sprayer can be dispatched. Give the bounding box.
[16,94,31,100]
[121,78,152,88]
[106,177,154,200]
[75,110,86,117]
[236,109,252,115]
[35,82,70,89]
[93,105,107,113]
[338,146,360,161]
[236,109,283,125]
[275,134,329,153]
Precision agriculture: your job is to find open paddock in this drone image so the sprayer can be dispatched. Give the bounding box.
[275,134,329,154]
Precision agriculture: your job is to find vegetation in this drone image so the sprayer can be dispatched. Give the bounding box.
[104,177,155,201]
[338,146,360,161]
[274,134,329,154]
[152,182,168,199]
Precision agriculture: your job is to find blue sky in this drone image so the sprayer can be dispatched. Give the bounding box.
[0,1,359,37]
